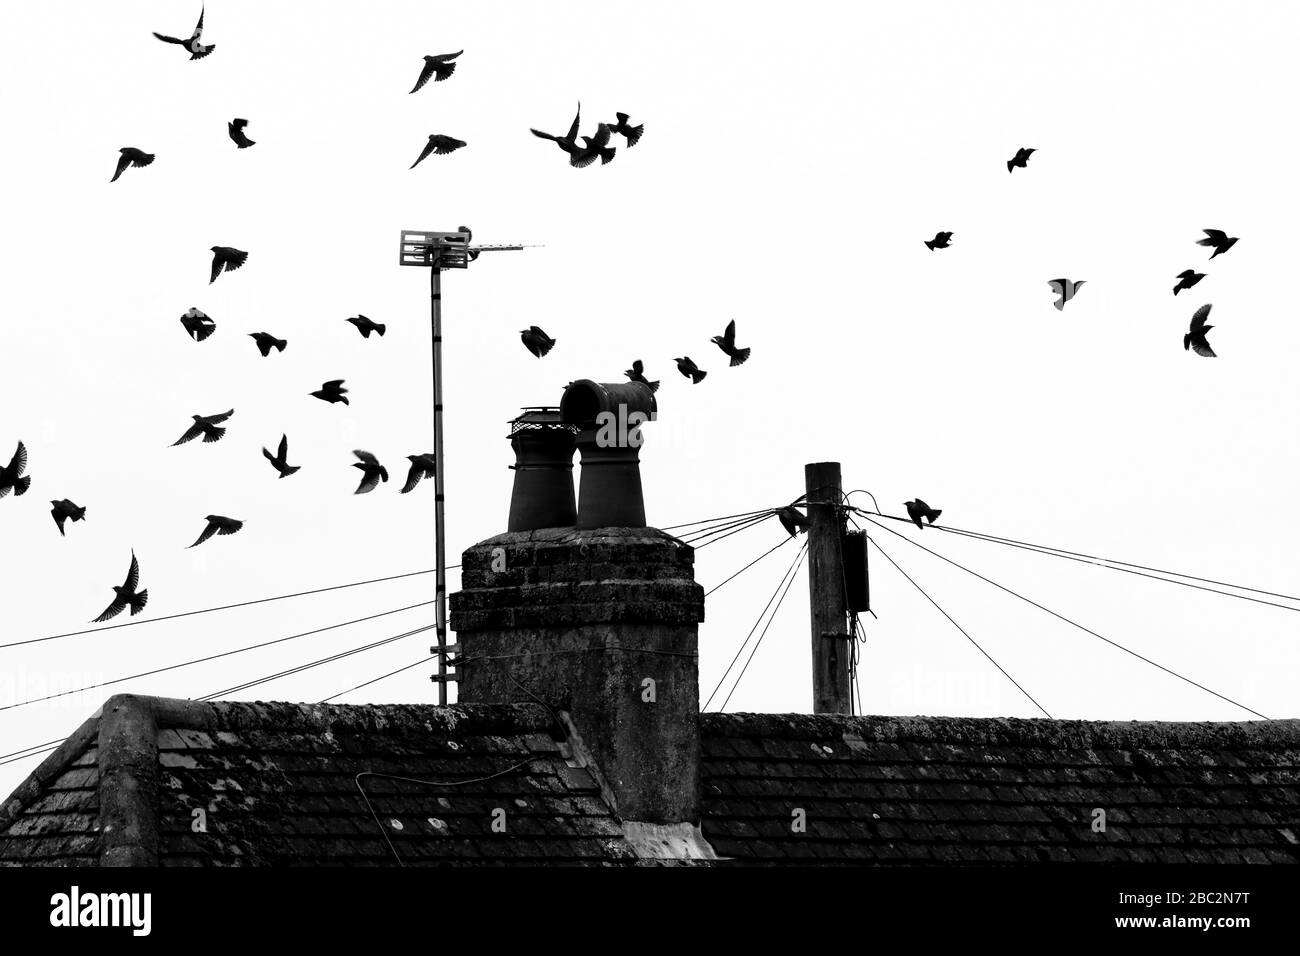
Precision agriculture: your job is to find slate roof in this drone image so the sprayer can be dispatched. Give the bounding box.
[5,700,1299,865]
[700,713,1300,864]
[0,695,640,866]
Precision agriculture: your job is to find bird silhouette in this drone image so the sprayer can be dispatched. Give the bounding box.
[777,506,810,537]
[1048,278,1085,311]
[352,450,389,494]
[573,124,616,168]
[1007,147,1035,172]
[905,499,942,529]
[248,332,286,356]
[0,441,30,498]
[311,380,349,405]
[1172,270,1205,296]
[179,307,216,342]
[1198,229,1238,259]
[608,112,644,148]
[400,454,437,493]
[925,231,953,250]
[710,320,751,366]
[409,51,463,92]
[674,357,707,384]
[520,326,556,358]
[188,514,243,548]
[410,135,467,168]
[346,315,386,339]
[50,499,86,536]
[228,118,255,148]
[624,359,660,393]
[111,147,154,183]
[1184,304,1216,358]
[92,552,148,623]
[531,103,583,163]
[153,6,214,59]
[209,246,248,283]
[262,434,300,478]
[172,409,234,446]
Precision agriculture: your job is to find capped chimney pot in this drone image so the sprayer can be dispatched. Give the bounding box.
[506,408,577,532]
[560,380,657,529]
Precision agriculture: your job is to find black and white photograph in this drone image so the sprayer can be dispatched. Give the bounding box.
[0,0,1297,939]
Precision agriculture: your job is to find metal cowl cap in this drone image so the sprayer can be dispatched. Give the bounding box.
[506,407,578,532]
[560,380,657,529]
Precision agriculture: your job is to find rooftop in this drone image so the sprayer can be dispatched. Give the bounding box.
[4,696,1297,866]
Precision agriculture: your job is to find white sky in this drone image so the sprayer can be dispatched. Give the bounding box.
[3,1,1299,797]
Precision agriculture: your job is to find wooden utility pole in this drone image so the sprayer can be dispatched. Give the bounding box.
[805,461,852,714]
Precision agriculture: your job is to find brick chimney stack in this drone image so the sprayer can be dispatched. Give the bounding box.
[450,381,708,851]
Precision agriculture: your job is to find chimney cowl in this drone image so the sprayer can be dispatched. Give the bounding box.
[559,380,656,529]
[506,407,578,532]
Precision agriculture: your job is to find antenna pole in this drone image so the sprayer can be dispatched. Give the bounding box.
[431,264,448,704]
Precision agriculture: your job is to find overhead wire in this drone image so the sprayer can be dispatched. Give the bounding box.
[197,623,435,701]
[0,601,435,712]
[319,656,436,704]
[867,534,1053,718]
[719,542,808,712]
[0,566,456,651]
[862,515,1271,720]
[703,540,808,710]
[852,508,1300,609]
[704,534,794,597]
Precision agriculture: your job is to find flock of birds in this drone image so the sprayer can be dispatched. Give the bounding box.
[6,10,1248,623]
[771,148,1244,539]
[922,147,1239,358]
[517,317,752,392]
[11,7,639,624]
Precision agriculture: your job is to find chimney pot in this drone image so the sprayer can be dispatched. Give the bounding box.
[506,408,578,532]
[559,380,657,528]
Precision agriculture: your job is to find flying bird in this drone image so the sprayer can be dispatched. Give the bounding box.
[531,103,583,162]
[311,379,349,405]
[227,118,255,148]
[248,332,286,356]
[188,514,243,549]
[346,315,386,339]
[1048,278,1085,311]
[410,135,467,168]
[520,326,556,358]
[209,246,248,283]
[0,441,30,498]
[608,112,644,148]
[400,453,437,493]
[262,434,300,478]
[1007,147,1035,172]
[153,6,214,59]
[572,124,616,168]
[179,307,216,342]
[352,450,389,495]
[91,552,148,623]
[1172,270,1205,296]
[172,409,234,446]
[409,51,463,93]
[1184,304,1217,358]
[777,506,810,538]
[904,499,943,530]
[925,231,953,251]
[624,359,660,393]
[710,320,751,366]
[1197,229,1238,259]
[111,147,154,183]
[674,357,707,384]
[50,499,86,536]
